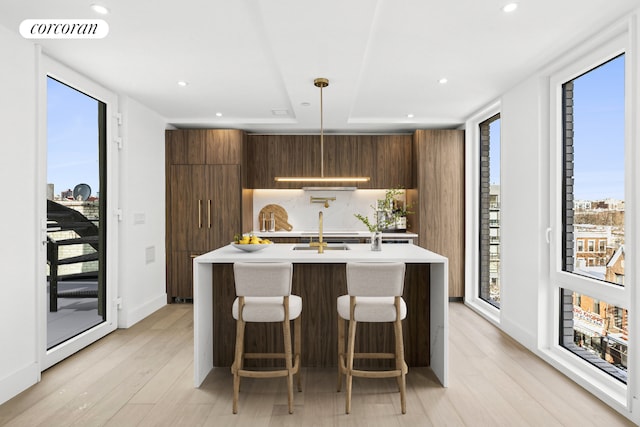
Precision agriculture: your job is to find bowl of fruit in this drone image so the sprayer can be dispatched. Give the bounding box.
[231,234,273,252]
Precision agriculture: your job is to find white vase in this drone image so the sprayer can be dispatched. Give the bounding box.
[371,231,383,251]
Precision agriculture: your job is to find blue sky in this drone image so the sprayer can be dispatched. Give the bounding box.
[47,77,100,198]
[572,54,625,201]
[489,119,500,185]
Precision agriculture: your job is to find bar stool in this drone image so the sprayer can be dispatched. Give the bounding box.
[231,262,302,414]
[337,262,407,414]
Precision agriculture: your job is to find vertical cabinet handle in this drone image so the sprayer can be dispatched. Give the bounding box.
[208,200,212,228]
[198,199,202,228]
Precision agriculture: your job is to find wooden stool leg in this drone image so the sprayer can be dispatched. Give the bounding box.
[345,318,357,414]
[294,316,302,392]
[337,316,345,392]
[394,298,407,414]
[283,300,294,414]
[232,315,245,414]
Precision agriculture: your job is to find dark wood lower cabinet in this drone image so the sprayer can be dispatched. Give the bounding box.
[167,164,242,301]
[212,263,430,368]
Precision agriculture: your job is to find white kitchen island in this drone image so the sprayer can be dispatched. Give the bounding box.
[193,243,448,387]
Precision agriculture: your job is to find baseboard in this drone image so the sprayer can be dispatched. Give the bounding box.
[118,293,167,328]
[0,362,40,405]
[500,317,537,350]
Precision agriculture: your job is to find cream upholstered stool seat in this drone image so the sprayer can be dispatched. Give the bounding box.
[231,262,302,414]
[337,262,407,414]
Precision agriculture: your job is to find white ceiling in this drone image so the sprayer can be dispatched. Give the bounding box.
[1,0,639,133]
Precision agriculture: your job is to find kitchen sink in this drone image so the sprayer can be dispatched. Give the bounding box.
[292,244,350,251]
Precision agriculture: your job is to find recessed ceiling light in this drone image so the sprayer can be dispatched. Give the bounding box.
[91,4,110,14]
[438,78,448,84]
[177,81,189,87]
[407,113,415,119]
[502,3,518,13]
[215,112,223,117]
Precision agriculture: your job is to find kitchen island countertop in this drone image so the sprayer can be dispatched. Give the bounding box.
[193,243,448,388]
[196,242,437,263]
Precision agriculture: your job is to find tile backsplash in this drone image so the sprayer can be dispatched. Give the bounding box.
[252,189,393,232]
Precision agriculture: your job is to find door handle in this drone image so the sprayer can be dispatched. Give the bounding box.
[208,200,211,228]
[198,199,202,228]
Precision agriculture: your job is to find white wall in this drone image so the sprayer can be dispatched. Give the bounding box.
[117,96,167,328]
[499,76,545,349]
[0,26,168,403]
[0,26,40,403]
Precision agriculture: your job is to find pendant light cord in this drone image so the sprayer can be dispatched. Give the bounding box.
[320,83,324,178]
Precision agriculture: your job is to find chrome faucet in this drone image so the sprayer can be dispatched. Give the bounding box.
[309,211,328,253]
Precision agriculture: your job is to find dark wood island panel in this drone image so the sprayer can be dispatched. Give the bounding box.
[212,263,430,368]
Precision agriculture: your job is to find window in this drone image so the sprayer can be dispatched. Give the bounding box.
[599,240,606,252]
[479,114,501,308]
[558,53,627,383]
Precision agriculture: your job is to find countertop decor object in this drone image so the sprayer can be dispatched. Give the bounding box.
[231,243,270,252]
[258,204,293,231]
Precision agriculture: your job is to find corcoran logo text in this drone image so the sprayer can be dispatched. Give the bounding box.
[20,19,109,39]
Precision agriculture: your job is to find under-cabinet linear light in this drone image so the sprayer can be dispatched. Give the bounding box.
[274,176,370,183]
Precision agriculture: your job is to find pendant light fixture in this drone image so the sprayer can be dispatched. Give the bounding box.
[274,78,370,184]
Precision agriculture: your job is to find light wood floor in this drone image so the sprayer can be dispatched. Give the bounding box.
[0,303,634,426]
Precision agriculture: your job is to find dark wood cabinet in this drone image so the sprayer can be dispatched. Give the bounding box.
[166,129,250,301]
[211,263,429,368]
[408,129,465,298]
[246,135,320,189]
[246,134,412,189]
[166,129,243,165]
[374,135,412,189]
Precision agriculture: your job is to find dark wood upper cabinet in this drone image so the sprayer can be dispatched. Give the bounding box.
[375,135,413,189]
[246,135,320,189]
[246,134,412,189]
[166,129,244,165]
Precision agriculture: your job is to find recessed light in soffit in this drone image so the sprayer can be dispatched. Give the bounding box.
[502,3,518,13]
[91,4,110,14]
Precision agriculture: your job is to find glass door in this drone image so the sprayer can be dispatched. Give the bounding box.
[42,56,117,369]
[46,76,106,349]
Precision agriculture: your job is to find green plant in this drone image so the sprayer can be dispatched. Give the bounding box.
[354,188,412,232]
[354,213,380,232]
